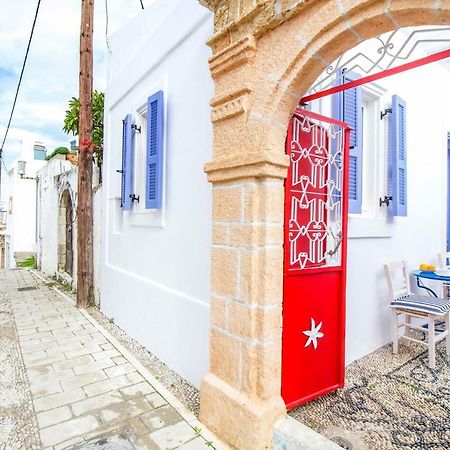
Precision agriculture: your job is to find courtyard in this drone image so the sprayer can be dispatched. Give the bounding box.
[290,336,450,449]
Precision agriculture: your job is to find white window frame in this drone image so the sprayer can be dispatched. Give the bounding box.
[128,78,168,228]
[348,81,393,239]
[360,88,384,218]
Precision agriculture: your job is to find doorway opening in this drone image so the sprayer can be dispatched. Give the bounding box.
[283,25,450,448]
[58,190,74,277]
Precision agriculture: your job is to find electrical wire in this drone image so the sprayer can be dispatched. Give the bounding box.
[139,0,144,9]
[0,0,42,156]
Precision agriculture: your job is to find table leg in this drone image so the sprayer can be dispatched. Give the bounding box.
[415,276,444,335]
[416,277,438,298]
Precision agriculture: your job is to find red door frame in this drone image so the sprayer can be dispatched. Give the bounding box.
[282,108,351,409]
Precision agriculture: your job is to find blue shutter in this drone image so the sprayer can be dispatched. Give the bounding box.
[333,70,363,214]
[146,90,164,209]
[121,114,135,210]
[388,95,407,216]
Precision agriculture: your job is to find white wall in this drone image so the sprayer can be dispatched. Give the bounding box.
[37,155,102,305]
[93,186,102,305]
[313,58,450,365]
[4,167,15,268]
[37,155,75,276]
[101,0,213,387]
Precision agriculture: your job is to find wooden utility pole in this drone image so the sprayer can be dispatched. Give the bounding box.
[77,0,94,308]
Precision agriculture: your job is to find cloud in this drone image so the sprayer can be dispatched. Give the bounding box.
[0,0,152,163]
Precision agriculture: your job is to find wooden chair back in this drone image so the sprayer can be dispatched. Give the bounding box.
[384,260,411,301]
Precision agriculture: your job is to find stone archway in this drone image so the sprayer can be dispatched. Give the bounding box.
[198,1,450,449]
[58,190,74,276]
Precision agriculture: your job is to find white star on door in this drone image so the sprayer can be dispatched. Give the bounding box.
[303,318,324,350]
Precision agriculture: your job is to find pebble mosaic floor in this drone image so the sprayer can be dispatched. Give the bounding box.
[289,337,450,449]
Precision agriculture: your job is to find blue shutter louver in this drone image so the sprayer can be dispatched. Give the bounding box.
[333,70,363,214]
[388,95,407,216]
[146,90,164,209]
[121,114,135,210]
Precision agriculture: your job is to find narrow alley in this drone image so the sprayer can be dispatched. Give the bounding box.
[0,269,222,450]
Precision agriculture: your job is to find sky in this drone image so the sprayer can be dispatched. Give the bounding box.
[2,4,448,171]
[0,0,152,167]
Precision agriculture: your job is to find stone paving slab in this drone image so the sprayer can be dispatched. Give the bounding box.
[0,269,227,450]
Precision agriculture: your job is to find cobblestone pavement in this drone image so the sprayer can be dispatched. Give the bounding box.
[0,270,41,449]
[0,269,223,450]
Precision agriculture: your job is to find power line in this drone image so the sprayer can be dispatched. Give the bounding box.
[0,0,42,156]
[139,0,144,9]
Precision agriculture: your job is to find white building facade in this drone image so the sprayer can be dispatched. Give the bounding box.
[1,142,47,268]
[101,0,214,387]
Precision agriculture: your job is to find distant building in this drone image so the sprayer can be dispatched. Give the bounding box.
[36,149,102,304]
[33,142,47,161]
[1,140,47,268]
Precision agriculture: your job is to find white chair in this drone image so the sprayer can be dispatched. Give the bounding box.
[437,252,450,299]
[384,260,450,369]
[438,252,450,268]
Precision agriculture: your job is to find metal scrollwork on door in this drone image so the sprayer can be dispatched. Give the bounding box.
[287,113,346,272]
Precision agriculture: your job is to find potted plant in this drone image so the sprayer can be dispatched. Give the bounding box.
[45,146,70,161]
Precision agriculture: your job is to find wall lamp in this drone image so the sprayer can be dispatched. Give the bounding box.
[17,160,37,180]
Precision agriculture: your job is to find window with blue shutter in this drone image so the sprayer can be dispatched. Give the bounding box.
[388,95,407,216]
[121,114,135,210]
[146,90,164,209]
[333,70,363,214]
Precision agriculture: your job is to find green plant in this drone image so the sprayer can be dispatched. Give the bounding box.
[108,317,115,324]
[87,286,96,308]
[63,91,104,153]
[59,282,72,292]
[194,426,202,436]
[45,146,71,161]
[18,256,36,268]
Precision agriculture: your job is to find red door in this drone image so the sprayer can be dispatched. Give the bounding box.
[282,109,351,409]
